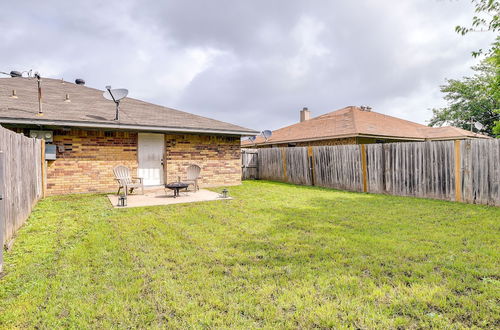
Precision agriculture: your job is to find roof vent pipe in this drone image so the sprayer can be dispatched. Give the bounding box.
[64,93,71,102]
[10,90,17,98]
[75,78,85,85]
[35,72,43,115]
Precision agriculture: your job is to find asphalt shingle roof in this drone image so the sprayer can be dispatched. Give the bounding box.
[0,77,257,135]
[243,106,489,146]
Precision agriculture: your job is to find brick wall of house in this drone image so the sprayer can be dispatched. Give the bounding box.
[164,134,241,187]
[42,129,241,195]
[46,129,138,195]
[294,137,357,146]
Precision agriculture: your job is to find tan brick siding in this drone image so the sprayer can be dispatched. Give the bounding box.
[46,130,138,195]
[254,137,357,148]
[165,134,241,187]
[294,137,357,146]
[247,136,419,149]
[42,129,241,195]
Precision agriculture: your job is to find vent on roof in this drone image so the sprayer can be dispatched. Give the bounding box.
[75,78,85,85]
[360,106,372,112]
[10,71,22,78]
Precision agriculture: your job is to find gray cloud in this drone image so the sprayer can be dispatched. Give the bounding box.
[0,0,494,131]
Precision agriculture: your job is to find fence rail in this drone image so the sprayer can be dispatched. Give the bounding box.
[243,139,500,207]
[0,125,44,272]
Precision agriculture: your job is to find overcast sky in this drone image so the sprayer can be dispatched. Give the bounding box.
[0,0,494,131]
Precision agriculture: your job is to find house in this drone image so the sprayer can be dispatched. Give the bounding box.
[0,76,258,195]
[242,106,489,148]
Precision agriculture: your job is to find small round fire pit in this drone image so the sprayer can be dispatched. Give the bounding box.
[165,182,189,198]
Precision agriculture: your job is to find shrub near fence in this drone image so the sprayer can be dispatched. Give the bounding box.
[0,125,44,272]
[249,139,500,206]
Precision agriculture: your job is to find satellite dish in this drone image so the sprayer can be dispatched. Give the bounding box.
[248,136,257,142]
[103,86,129,120]
[474,122,485,131]
[103,88,128,101]
[261,130,272,142]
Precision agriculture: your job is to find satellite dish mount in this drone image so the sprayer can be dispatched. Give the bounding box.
[103,86,128,120]
[261,130,272,142]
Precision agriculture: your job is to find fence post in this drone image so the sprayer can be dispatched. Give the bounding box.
[256,150,259,180]
[241,149,246,180]
[308,146,315,186]
[41,140,46,198]
[281,148,287,182]
[0,151,4,273]
[454,140,462,202]
[360,144,368,192]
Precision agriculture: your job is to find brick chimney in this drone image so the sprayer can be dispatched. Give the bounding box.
[300,107,311,122]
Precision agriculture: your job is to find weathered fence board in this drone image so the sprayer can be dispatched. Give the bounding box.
[313,145,363,192]
[382,141,455,200]
[285,147,311,185]
[0,125,43,253]
[242,149,258,179]
[461,139,500,206]
[243,139,499,206]
[0,151,4,272]
[258,148,285,181]
[365,144,384,194]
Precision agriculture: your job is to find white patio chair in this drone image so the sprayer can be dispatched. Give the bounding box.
[185,164,201,191]
[113,165,144,196]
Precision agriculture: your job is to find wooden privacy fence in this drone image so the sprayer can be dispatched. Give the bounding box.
[242,149,259,179]
[244,139,500,206]
[0,125,44,272]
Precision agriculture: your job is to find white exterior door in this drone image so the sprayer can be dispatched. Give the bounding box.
[138,133,165,186]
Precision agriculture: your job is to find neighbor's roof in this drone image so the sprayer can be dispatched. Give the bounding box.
[243,106,489,146]
[0,77,257,135]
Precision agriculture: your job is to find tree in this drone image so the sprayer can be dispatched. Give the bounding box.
[430,0,500,136]
[455,0,499,57]
[429,58,499,136]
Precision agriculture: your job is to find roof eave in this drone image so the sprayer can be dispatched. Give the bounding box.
[0,117,259,136]
[248,133,428,146]
[357,134,424,141]
[425,135,491,140]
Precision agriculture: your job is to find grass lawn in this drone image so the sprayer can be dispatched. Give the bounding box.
[0,181,499,328]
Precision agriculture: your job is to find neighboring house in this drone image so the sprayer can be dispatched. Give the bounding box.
[0,76,257,195]
[242,106,489,148]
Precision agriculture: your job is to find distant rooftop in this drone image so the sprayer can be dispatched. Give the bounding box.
[0,77,257,135]
[243,106,489,146]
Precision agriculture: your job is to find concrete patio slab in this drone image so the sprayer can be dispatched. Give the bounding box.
[107,188,232,208]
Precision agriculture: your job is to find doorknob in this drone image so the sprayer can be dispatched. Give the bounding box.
[161,159,164,166]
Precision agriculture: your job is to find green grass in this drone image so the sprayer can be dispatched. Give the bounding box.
[0,181,499,328]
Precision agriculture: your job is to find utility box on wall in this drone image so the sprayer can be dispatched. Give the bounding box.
[45,144,57,160]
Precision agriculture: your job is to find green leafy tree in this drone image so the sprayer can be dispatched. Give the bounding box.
[455,0,499,57]
[492,45,500,135]
[429,59,499,135]
[431,0,500,136]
